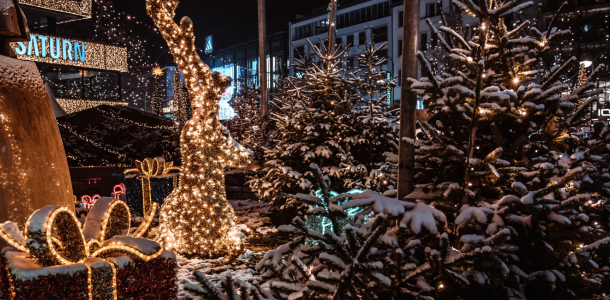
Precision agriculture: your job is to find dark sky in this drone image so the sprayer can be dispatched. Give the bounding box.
[114,0,334,50]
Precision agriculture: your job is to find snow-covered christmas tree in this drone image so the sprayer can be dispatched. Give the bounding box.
[196,0,610,299]
[229,84,278,163]
[248,36,399,217]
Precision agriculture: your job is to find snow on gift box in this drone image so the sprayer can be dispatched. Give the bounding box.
[0,198,177,300]
[124,157,180,216]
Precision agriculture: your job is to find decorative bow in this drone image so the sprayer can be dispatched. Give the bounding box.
[81,194,101,209]
[125,157,179,177]
[124,157,180,215]
[0,199,161,300]
[113,183,126,199]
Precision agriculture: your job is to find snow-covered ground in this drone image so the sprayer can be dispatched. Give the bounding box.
[176,199,280,299]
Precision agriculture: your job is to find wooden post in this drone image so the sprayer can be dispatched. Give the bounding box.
[258,0,268,115]
[328,0,337,55]
[397,0,420,199]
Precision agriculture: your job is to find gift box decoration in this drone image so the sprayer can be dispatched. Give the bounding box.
[124,157,180,216]
[112,184,127,202]
[0,198,176,300]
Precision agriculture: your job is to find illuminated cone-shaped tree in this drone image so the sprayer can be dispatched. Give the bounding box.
[151,66,164,116]
[147,0,253,256]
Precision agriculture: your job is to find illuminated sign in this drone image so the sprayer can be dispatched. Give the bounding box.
[18,0,92,19]
[386,71,392,106]
[11,34,127,72]
[205,35,213,54]
[599,109,610,117]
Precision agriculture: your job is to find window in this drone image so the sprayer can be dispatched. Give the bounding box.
[420,33,428,51]
[398,40,403,56]
[359,31,366,45]
[427,2,442,17]
[295,45,305,58]
[347,57,355,70]
[366,6,372,21]
[431,33,438,48]
[372,26,388,43]
[313,42,320,50]
[336,37,343,48]
[398,11,404,27]
[377,49,388,64]
[372,4,378,19]
[347,34,354,46]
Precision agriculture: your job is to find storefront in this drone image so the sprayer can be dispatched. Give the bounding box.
[10,0,128,114]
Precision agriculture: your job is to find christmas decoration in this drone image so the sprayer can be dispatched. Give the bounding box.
[247,0,610,299]
[247,27,399,218]
[146,0,253,256]
[80,194,101,210]
[58,105,180,167]
[0,198,175,300]
[229,84,278,163]
[124,157,180,216]
[151,66,164,116]
[0,55,75,226]
[112,183,126,201]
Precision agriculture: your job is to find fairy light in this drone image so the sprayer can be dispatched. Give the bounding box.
[0,222,29,252]
[19,0,92,18]
[10,39,127,72]
[56,99,128,115]
[147,0,253,256]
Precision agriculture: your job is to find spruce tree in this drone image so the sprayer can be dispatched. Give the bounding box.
[248,38,399,213]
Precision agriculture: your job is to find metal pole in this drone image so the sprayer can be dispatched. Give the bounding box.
[328,0,337,55]
[258,0,268,115]
[397,0,420,199]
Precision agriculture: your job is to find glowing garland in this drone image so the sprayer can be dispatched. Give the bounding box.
[18,0,93,18]
[95,107,175,130]
[146,0,253,256]
[57,98,128,115]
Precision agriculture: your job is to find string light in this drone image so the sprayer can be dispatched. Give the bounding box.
[19,0,92,18]
[147,0,253,256]
[56,98,127,114]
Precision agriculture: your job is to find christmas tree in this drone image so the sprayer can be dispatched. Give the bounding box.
[229,84,278,163]
[223,0,610,299]
[248,36,398,217]
[151,66,164,116]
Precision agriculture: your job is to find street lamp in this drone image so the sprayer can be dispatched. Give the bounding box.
[580,51,594,68]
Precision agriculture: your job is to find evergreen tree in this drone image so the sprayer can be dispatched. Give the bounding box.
[248,38,398,215]
[229,84,278,163]
[241,0,610,299]
[151,66,164,116]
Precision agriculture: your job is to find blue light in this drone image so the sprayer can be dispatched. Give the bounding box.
[308,189,364,236]
[14,34,86,62]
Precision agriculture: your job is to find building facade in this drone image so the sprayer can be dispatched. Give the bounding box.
[288,0,478,107]
[534,0,610,127]
[289,0,398,105]
[10,0,128,114]
[203,31,290,105]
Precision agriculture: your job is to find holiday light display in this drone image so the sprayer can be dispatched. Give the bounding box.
[18,0,92,18]
[0,199,173,300]
[56,98,128,114]
[151,67,164,116]
[124,157,180,216]
[146,0,253,256]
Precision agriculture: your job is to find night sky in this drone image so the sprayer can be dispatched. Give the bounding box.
[114,0,336,50]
